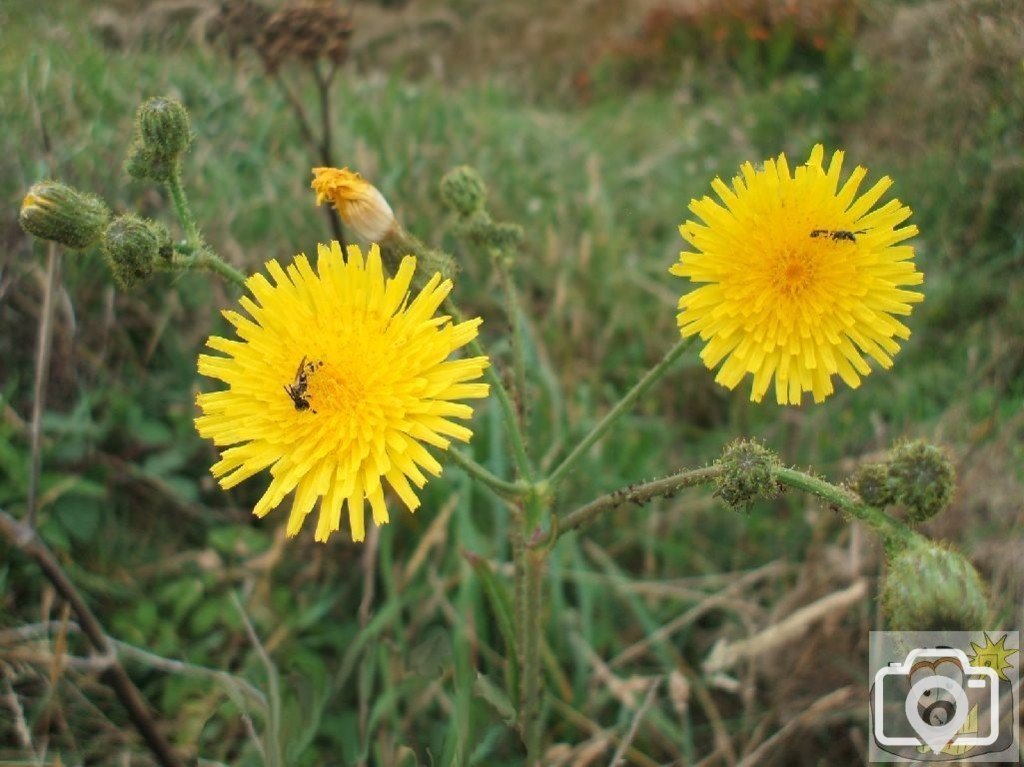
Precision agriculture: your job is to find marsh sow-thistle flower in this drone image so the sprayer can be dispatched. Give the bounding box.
[194,242,490,542]
[312,167,397,242]
[671,145,924,405]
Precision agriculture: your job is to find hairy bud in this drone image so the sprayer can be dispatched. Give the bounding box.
[139,96,192,158]
[19,181,110,250]
[102,214,171,289]
[852,462,896,508]
[881,544,988,631]
[887,440,955,523]
[127,97,192,182]
[440,165,487,216]
[714,439,781,510]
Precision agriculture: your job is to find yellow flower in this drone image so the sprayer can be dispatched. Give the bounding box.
[312,167,397,242]
[195,242,490,542]
[671,145,924,405]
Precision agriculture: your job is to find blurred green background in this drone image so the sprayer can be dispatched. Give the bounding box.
[1,0,1022,764]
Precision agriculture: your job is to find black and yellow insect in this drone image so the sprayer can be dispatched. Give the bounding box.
[283,356,321,413]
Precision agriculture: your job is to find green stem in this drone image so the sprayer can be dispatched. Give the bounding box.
[521,547,545,763]
[165,165,201,250]
[495,251,528,437]
[445,297,534,482]
[774,467,916,548]
[187,249,247,287]
[446,448,528,499]
[558,465,723,538]
[547,335,695,489]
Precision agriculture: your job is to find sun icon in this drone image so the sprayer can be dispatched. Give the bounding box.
[968,632,1019,682]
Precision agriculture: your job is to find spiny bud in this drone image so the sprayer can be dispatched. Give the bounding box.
[102,214,171,289]
[19,181,110,250]
[126,97,192,182]
[714,439,781,510]
[455,210,524,252]
[138,96,192,158]
[440,165,487,216]
[852,462,896,508]
[311,166,398,242]
[881,544,988,631]
[886,440,955,523]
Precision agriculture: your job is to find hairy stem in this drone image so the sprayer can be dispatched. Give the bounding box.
[521,547,545,763]
[774,467,916,547]
[547,336,695,489]
[0,509,183,767]
[165,166,200,250]
[559,465,723,538]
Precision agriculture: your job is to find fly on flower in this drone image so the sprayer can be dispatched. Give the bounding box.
[670,145,924,405]
[194,242,490,542]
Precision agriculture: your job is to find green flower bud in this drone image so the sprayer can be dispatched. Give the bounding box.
[881,544,988,631]
[714,439,781,511]
[102,214,171,289]
[852,462,896,508]
[19,181,110,250]
[126,143,176,183]
[887,440,955,523]
[440,165,487,216]
[138,96,191,159]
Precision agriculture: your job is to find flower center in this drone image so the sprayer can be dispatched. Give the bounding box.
[771,249,818,298]
[305,361,369,416]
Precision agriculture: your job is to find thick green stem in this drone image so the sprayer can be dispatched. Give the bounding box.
[558,465,723,538]
[774,467,916,548]
[446,448,529,499]
[521,547,545,763]
[557,462,919,550]
[547,336,695,489]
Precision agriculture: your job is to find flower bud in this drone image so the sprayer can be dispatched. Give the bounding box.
[881,544,988,630]
[714,439,781,510]
[138,96,192,158]
[102,214,171,289]
[440,165,487,216]
[311,166,398,242]
[886,440,955,523]
[19,181,110,250]
[852,462,896,508]
[126,143,176,183]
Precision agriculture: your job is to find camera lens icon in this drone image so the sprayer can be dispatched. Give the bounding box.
[873,647,1000,755]
[905,674,971,753]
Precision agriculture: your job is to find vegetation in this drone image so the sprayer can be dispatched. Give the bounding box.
[1,0,1021,764]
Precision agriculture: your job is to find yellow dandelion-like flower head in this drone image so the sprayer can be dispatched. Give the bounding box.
[671,145,924,405]
[195,242,490,542]
[311,166,397,242]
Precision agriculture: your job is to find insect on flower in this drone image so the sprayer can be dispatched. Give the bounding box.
[809,229,865,242]
[283,355,321,413]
